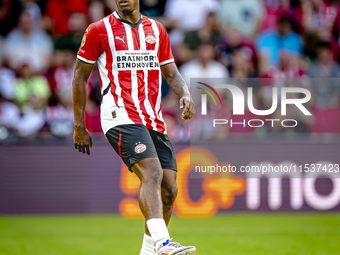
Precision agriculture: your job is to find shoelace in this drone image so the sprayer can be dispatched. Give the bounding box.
[169,242,182,248]
[164,238,182,248]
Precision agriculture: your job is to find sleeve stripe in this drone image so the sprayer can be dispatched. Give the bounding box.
[160,59,175,66]
[77,55,96,64]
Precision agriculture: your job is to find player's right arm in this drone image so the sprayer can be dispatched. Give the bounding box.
[73,23,103,155]
[72,60,94,155]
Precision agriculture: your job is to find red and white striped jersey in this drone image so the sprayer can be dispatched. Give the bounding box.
[77,11,174,134]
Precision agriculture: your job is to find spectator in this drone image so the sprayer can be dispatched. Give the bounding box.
[140,0,166,18]
[0,92,21,139]
[0,0,21,36]
[259,51,305,79]
[17,94,46,137]
[165,0,218,31]
[262,0,291,31]
[140,0,176,29]
[257,16,303,67]
[45,0,88,35]
[50,46,76,96]
[299,0,337,41]
[45,90,74,138]
[308,41,340,79]
[164,0,219,46]
[218,0,264,39]
[0,64,16,101]
[308,41,340,109]
[217,28,257,75]
[4,10,53,73]
[54,13,88,57]
[180,44,229,85]
[2,63,47,138]
[0,35,3,60]
[89,0,105,23]
[15,64,51,108]
[89,0,117,23]
[231,47,256,78]
[0,39,16,101]
[24,1,42,32]
[178,12,222,63]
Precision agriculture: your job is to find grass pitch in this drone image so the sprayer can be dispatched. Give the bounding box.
[0,213,339,255]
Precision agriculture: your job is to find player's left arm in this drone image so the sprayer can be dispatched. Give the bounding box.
[161,63,196,120]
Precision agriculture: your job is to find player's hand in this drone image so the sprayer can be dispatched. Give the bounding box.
[179,95,196,120]
[74,127,93,155]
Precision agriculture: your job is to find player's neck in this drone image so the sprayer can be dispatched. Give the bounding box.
[117,9,141,25]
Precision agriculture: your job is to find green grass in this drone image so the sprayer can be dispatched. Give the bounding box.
[0,213,339,255]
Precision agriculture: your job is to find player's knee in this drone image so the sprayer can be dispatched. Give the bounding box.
[141,162,163,185]
[146,169,163,186]
[162,182,178,206]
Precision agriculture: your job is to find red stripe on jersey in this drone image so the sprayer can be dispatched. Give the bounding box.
[105,47,119,107]
[143,20,156,51]
[156,22,163,61]
[148,70,165,133]
[134,28,141,50]
[137,70,153,130]
[118,70,143,124]
[102,16,119,107]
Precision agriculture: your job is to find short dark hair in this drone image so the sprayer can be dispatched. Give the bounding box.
[317,41,332,50]
[278,16,292,26]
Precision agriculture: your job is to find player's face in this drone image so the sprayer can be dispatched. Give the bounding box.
[115,0,139,12]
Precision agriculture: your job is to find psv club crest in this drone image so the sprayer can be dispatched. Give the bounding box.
[135,143,147,154]
[146,34,156,44]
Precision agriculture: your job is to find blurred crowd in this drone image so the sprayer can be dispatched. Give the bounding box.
[0,0,340,142]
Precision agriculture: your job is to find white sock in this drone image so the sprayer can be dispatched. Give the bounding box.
[140,234,155,255]
[146,218,170,250]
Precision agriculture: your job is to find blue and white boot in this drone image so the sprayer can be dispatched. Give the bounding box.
[155,239,196,255]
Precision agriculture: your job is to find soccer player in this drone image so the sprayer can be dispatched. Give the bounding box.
[72,0,196,254]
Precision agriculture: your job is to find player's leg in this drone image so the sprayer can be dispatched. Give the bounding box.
[161,169,178,226]
[144,129,196,255]
[148,130,178,227]
[140,169,177,255]
[132,158,164,220]
[143,169,177,230]
[132,158,171,254]
[105,124,171,254]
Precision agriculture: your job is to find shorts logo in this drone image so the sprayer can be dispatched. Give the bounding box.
[146,35,156,44]
[135,143,147,154]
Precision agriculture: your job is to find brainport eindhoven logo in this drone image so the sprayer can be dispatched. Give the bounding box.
[196,82,312,128]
